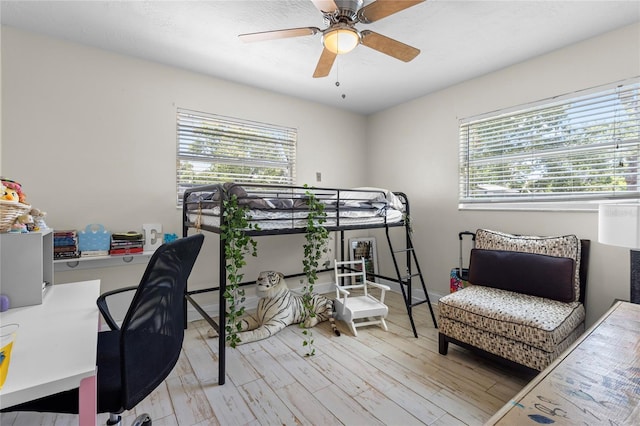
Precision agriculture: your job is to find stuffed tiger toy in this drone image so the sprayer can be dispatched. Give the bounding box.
[228,270,340,345]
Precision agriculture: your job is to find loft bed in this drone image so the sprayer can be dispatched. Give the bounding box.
[182,182,432,385]
[183,182,406,235]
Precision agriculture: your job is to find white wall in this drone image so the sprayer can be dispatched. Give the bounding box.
[0,27,368,310]
[367,23,640,327]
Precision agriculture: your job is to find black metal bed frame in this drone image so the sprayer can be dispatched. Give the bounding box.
[181,183,437,385]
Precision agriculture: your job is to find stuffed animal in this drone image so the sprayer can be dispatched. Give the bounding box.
[0,180,26,204]
[210,271,340,344]
[1,183,19,202]
[9,220,28,233]
[16,213,35,232]
[30,208,48,230]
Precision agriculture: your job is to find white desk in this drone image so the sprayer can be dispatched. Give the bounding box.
[0,280,100,426]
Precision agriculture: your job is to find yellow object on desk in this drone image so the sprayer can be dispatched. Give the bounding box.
[0,323,19,389]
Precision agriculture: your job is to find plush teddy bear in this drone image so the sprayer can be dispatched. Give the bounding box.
[16,213,35,232]
[30,208,48,230]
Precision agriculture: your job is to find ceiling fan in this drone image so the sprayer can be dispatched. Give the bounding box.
[238,0,425,78]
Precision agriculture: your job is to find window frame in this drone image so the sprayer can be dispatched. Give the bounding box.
[458,78,640,211]
[176,108,297,204]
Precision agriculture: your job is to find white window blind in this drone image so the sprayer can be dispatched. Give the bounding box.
[459,79,640,205]
[176,108,297,202]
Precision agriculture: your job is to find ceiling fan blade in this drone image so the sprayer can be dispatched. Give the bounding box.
[358,0,425,24]
[360,30,420,62]
[239,27,321,43]
[311,0,339,14]
[313,48,337,78]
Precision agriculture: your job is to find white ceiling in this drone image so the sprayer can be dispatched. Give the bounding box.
[1,0,639,115]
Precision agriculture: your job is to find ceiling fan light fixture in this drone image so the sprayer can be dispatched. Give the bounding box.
[323,27,360,54]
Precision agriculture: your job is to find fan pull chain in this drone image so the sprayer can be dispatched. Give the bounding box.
[335,53,340,87]
[335,56,346,99]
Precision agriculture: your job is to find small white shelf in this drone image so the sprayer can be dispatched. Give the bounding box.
[54,251,154,272]
[0,230,54,308]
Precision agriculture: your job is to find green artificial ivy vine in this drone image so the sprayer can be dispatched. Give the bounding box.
[221,193,258,348]
[301,186,329,356]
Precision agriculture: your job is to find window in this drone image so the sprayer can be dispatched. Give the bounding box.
[176,108,297,203]
[459,79,640,208]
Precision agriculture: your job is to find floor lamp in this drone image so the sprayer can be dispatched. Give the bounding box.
[598,203,640,304]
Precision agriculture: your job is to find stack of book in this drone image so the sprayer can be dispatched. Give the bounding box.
[53,230,79,260]
[110,231,144,255]
[80,248,110,258]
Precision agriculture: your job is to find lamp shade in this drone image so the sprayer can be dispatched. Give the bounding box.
[598,203,640,249]
[323,27,360,54]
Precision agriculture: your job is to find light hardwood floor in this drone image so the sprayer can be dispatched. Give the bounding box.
[1,292,535,426]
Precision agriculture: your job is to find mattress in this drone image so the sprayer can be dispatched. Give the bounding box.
[188,207,403,230]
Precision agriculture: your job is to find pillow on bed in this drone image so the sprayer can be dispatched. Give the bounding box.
[212,182,245,201]
[468,249,576,303]
[354,187,404,210]
[333,187,404,210]
[474,229,581,302]
[209,183,275,209]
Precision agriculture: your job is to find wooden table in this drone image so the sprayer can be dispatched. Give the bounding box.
[487,301,640,425]
[0,280,100,426]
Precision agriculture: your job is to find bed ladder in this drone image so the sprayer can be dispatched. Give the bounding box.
[385,225,438,338]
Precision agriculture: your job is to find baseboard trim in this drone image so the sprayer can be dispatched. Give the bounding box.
[186,279,444,323]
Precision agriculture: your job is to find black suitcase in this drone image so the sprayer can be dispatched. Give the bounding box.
[449,231,475,292]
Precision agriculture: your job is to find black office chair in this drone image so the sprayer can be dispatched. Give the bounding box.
[4,233,204,426]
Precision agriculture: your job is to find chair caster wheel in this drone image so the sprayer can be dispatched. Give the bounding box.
[132,413,151,426]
